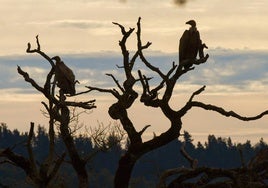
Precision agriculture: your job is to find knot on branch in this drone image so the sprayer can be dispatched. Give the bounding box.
[140,92,160,107]
[123,75,136,90]
[108,103,127,120]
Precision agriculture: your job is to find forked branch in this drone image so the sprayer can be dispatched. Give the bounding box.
[188,85,206,102]
[137,18,166,80]
[26,35,54,67]
[106,73,125,93]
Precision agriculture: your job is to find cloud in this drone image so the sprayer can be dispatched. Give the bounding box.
[0,88,42,102]
[28,19,113,30]
[2,49,268,139]
[53,20,112,29]
[1,48,268,99]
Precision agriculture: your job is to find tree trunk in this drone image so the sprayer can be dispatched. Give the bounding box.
[114,153,136,188]
[60,123,88,188]
[60,104,88,188]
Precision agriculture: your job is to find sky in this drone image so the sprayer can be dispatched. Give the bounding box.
[1,0,268,144]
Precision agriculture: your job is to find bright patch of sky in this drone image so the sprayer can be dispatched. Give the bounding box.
[0,0,267,55]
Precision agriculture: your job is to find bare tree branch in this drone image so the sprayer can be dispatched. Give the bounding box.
[17,66,45,93]
[87,122,126,152]
[0,148,31,175]
[138,125,151,136]
[106,73,125,93]
[18,64,95,111]
[17,36,98,187]
[113,21,135,77]
[0,159,16,166]
[26,35,54,67]
[137,18,166,80]
[180,143,198,169]
[112,22,128,35]
[157,167,188,188]
[138,70,162,107]
[86,86,120,98]
[188,85,206,102]
[27,122,38,176]
[47,152,66,182]
[65,100,96,110]
[191,101,268,121]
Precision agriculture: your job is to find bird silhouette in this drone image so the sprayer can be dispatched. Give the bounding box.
[179,20,202,69]
[52,56,76,95]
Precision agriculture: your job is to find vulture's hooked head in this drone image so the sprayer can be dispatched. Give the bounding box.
[186,20,196,27]
[51,56,61,63]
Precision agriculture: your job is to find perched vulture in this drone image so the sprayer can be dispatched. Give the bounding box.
[179,20,202,69]
[52,56,76,95]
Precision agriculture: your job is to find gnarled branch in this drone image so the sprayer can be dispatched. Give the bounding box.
[192,101,268,121]
[17,66,45,93]
[137,18,166,80]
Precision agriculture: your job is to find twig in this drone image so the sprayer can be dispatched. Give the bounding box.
[86,86,120,98]
[137,19,166,80]
[0,159,16,166]
[188,85,206,102]
[64,100,96,110]
[106,73,125,93]
[139,125,151,136]
[27,122,38,175]
[26,35,54,67]
[180,142,198,169]
[112,22,128,35]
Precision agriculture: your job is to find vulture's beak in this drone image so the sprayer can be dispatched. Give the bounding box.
[186,20,196,27]
[51,56,60,62]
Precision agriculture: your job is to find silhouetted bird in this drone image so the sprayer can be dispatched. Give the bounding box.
[179,20,202,69]
[52,56,76,95]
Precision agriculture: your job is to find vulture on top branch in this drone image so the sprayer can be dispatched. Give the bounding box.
[52,56,76,95]
[179,20,204,69]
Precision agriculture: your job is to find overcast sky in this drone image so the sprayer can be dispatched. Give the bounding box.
[1,0,268,144]
[0,0,268,55]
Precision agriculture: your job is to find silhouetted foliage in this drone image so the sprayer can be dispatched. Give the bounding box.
[1,125,267,187]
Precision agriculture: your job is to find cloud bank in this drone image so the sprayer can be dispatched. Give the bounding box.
[1,48,268,99]
[1,48,268,144]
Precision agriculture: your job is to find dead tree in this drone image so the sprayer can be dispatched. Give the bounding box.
[86,17,268,188]
[0,122,65,188]
[158,147,268,188]
[16,36,96,188]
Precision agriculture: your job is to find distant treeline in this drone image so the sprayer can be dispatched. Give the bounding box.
[0,123,267,188]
